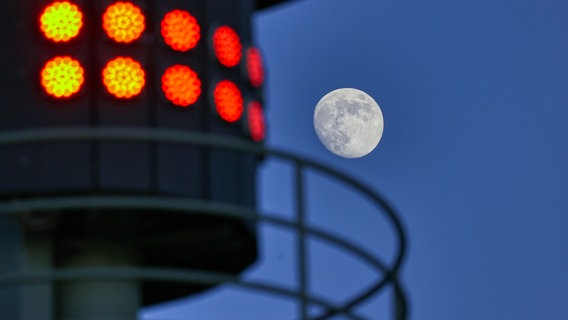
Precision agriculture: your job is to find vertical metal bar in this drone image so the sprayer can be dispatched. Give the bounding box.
[394,282,407,320]
[295,162,308,319]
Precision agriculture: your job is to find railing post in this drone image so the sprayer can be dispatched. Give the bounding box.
[295,162,308,319]
[0,129,408,319]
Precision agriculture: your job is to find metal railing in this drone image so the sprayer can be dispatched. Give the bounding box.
[0,127,408,320]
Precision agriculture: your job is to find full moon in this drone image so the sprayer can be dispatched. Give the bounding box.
[313,88,384,158]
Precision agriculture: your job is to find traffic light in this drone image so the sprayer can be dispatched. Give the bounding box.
[0,0,91,195]
[153,0,205,199]
[38,2,85,98]
[0,0,267,306]
[0,0,267,195]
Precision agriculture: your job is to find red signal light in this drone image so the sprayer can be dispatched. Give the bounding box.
[245,47,265,88]
[103,2,145,43]
[41,56,84,98]
[162,65,201,107]
[161,10,200,52]
[102,57,145,99]
[213,80,243,122]
[247,101,266,142]
[40,1,83,42]
[212,26,242,68]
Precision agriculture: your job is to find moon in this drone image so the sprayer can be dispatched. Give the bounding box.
[313,88,384,158]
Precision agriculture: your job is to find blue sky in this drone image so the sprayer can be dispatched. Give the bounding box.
[143,0,568,319]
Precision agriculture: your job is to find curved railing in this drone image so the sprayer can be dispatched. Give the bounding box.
[0,127,408,320]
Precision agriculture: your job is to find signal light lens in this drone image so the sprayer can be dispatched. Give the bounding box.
[247,101,266,142]
[246,47,265,88]
[162,65,201,107]
[102,57,145,99]
[41,56,84,98]
[161,10,200,52]
[212,26,242,68]
[40,1,83,42]
[103,2,145,43]
[213,80,243,122]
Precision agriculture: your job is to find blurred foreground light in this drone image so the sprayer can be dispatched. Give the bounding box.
[103,2,145,43]
[245,47,264,88]
[212,26,242,68]
[162,65,201,107]
[102,57,145,98]
[213,80,243,122]
[161,10,200,52]
[40,1,83,42]
[41,56,84,98]
[247,101,265,142]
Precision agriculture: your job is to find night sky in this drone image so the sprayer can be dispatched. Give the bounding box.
[143,0,568,319]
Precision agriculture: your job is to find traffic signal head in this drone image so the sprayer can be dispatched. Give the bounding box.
[161,9,201,52]
[1,0,267,306]
[102,2,145,43]
[41,56,85,98]
[40,1,83,42]
[213,80,244,122]
[162,65,201,107]
[212,25,242,68]
[245,46,265,88]
[246,100,266,142]
[102,56,146,98]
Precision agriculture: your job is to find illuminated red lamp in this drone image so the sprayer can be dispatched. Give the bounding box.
[161,10,200,52]
[102,57,145,99]
[213,80,243,122]
[41,56,84,98]
[247,101,266,142]
[103,2,145,43]
[212,26,242,67]
[162,65,201,107]
[245,47,265,88]
[39,1,83,42]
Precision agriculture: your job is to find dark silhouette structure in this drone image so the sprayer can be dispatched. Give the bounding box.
[0,1,408,319]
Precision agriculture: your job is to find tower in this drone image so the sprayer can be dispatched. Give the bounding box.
[0,1,408,319]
